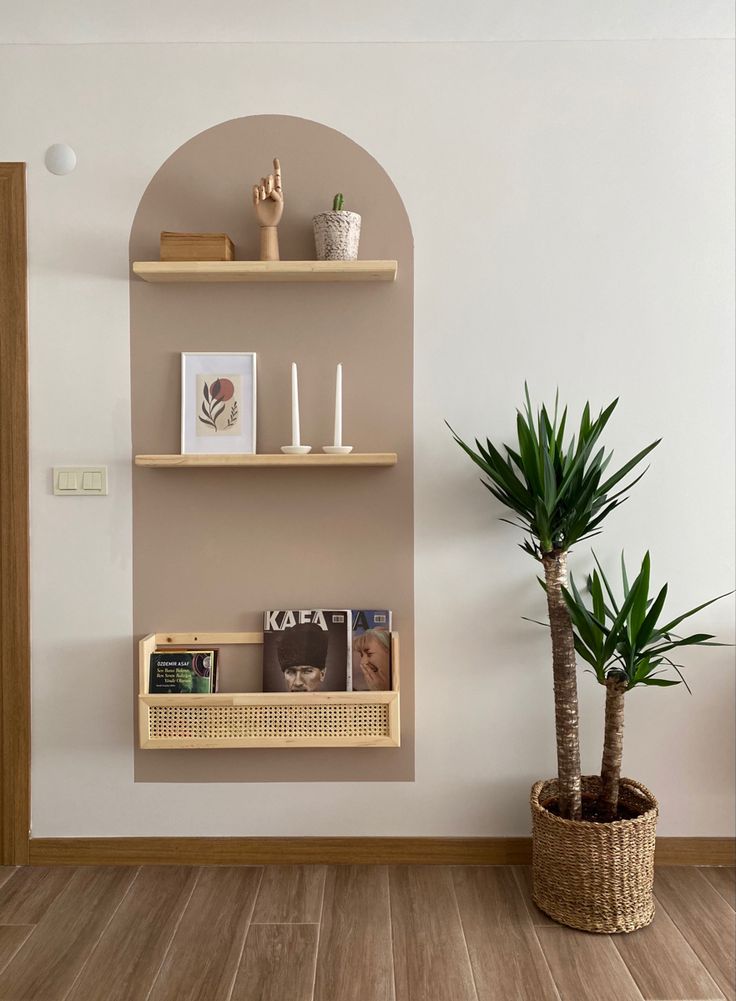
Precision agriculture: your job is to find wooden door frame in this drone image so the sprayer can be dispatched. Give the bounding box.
[0,163,31,865]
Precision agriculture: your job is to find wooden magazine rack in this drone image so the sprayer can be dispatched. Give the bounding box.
[138,631,400,749]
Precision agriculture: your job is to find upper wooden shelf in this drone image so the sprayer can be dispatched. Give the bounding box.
[132,260,398,283]
[135,453,398,468]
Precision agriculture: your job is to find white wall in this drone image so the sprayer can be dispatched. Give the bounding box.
[2,1,733,42]
[1,6,733,837]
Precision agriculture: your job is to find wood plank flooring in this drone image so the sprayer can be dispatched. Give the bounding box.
[0,864,730,1000]
[314,865,393,1001]
[654,868,735,1001]
[452,867,559,1000]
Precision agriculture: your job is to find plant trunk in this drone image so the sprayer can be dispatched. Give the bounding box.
[542,550,582,821]
[600,679,627,821]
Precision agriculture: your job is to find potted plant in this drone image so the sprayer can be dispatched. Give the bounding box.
[527,552,729,932]
[448,389,659,821]
[313,193,361,261]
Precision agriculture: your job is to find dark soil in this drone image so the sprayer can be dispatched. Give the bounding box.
[543,793,645,823]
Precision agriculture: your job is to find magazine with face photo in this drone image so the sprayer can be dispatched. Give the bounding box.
[262,610,351,693]
[351,610,392,691]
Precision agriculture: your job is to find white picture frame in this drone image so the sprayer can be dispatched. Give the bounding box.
[181,352,257,455]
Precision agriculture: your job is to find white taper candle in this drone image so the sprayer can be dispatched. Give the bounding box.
[334,363,343,447]
[291,362,300,446]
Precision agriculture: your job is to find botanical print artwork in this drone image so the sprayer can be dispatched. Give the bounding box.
[181,352,256,455]
[196,375,242,437]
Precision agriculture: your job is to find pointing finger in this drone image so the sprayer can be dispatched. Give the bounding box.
[273,158,282,191]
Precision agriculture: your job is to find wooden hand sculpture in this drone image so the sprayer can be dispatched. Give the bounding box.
[252,158,283,261]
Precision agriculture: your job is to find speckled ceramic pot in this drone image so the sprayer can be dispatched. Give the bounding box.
[313,210,361,261]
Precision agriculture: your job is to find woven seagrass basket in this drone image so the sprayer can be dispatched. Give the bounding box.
[531,775,658,933]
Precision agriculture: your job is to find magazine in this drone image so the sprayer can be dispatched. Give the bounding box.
[263,610,351,693]
[351,610,392,691]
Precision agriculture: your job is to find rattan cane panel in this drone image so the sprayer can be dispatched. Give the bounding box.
[148,702,391,741]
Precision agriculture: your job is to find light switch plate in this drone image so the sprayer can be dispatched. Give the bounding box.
[53,466,108,496]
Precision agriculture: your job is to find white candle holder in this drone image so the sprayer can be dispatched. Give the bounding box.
[281,445,312,454]
[322,445,353,454]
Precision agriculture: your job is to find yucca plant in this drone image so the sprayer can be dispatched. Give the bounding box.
[563,552,731,820]
[448,389,659,820]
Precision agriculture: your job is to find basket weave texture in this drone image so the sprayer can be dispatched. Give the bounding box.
[531,775,658,933]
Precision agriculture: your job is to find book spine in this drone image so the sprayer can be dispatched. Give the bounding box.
[346,611,353,691]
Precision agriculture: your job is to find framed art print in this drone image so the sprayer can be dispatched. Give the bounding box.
[181,352,257,454]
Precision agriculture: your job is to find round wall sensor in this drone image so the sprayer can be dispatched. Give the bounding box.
[45,144,77,175]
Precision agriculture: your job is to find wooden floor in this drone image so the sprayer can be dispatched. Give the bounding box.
[0,865,731,1001]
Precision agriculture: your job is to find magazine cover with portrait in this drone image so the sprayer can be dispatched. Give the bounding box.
[351,610,392,691]
[262,610,351,693]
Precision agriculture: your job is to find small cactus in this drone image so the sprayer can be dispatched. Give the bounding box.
[332,193,345,212]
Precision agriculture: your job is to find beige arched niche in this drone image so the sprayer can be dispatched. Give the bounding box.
[130,115,414,782]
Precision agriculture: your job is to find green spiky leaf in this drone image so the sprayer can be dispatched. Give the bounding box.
[447,390,659,558]
[562,552,731,693]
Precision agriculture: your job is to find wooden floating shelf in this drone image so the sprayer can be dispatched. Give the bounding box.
[132,260,398,283]
[139,632,400,749]
[135,453,398,468]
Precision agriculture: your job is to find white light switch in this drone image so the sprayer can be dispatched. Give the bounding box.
[57,470,78,491]
[53,467,108,496]
[82,470,101,491]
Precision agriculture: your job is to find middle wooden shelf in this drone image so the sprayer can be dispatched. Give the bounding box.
[134,452,398,468]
